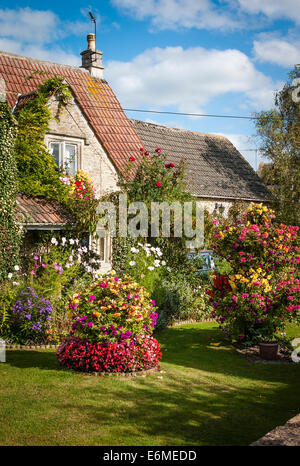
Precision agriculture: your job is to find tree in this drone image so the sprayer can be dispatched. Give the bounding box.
[255,66,300,226]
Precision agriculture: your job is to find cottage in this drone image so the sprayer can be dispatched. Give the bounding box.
[0,33,270,271]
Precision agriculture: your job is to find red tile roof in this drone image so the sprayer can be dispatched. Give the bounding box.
[0,50,144,173]
[16,195,73,227]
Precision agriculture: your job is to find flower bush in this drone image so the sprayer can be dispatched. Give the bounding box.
[60,170,99,233]
[10,287,53,344]
[57,273,161,372]
[208,202,300,344]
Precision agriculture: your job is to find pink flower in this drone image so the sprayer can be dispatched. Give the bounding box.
[240,257,246,262]
[287,296,294,301]
[88,295,96,302]
[34,255,39,261]
[232,295,237,302]
[30,270,35,275]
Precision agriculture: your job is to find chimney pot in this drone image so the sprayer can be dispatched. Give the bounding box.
[87,33,96,51]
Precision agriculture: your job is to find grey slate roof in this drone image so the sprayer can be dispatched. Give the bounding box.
[130,119,271,202]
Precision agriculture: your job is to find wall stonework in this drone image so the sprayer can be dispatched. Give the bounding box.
[46,94,119,199]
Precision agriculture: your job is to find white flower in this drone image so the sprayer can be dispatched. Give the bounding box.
[146,243,151,247]
[154,260,160,267]
[82,246,88,253]
[14,265,19,271]
[61,237,66,245]
[156,248,163,257]
[167,267,171,272]
[7,273,13,279]
[69,239,75,245]
[13,282,19,286]
[69,256,73,263]
[131,247,139,253]
[161,260,166,266]
[51,237,58,245]
[148,266,154,271]
[141,273,145,278]
[129,261,136,266]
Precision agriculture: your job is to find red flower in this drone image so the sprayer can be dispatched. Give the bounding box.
[139,147,144,152]
[156,181,162,187]
[155,148,162,153]
[129,156,136,161]
[165,163,175,168]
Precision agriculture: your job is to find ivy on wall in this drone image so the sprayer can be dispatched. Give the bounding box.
[0,101,22,279]
[14,76,99,235]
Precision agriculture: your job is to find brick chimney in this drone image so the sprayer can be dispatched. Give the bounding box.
[81,33,104,79]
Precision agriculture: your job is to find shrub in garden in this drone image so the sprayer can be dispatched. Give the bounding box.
[208,202,300,345]
[57,273,162,372]
[10,288,53,344]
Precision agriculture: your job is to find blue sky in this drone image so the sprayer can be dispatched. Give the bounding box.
[1,0,299,169]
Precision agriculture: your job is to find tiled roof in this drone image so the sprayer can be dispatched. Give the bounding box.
[16,195,73,227]
[0,50,144,172]
[131,119,271,202]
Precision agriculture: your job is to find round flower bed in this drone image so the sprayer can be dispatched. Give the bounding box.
[57,273,162,373]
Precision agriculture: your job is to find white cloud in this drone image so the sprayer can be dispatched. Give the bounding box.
[253,35,300,67]
[106,45,282,112]
[0,7,87,66]
[111,0,242,31]
[237,0,300,24]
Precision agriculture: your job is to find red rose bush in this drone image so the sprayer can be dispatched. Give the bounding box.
[57,273,162,372]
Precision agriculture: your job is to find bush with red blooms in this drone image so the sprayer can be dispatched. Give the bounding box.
[56,335,161,373]
[56,273,162,372]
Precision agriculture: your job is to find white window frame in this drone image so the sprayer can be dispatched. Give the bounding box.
[46,135,83,175]
[89,229,111,264]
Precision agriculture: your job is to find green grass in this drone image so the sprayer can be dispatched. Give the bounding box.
[1,322,300,446]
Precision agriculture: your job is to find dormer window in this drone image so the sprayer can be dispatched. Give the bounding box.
[49,140,79,175]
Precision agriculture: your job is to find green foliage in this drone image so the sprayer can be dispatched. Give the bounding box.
[14,77,99,235]
[0,101,22,281]
[255,67,300,226]
[14,77,72,199]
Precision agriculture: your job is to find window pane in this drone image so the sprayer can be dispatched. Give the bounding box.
[49,142,60,169]
[65,144,77,175]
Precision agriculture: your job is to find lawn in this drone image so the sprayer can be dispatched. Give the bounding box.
[0,321,300,446]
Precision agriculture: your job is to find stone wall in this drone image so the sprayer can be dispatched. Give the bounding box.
[46,93,119,199]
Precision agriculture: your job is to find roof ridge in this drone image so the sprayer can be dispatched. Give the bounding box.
[130,118,229,140]
[0,50,88,73]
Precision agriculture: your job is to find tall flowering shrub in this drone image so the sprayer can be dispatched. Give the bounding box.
[208,203,300,343]
[57,273,162,372]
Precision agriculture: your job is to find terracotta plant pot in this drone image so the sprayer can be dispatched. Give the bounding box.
[258,342,278,360]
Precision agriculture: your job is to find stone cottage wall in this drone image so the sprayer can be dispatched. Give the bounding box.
[45,93,119,198]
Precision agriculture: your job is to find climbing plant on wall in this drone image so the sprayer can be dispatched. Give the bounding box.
[14,76,99,235]
[0,101,22,280]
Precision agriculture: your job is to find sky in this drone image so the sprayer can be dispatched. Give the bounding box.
[0,0,299,169]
